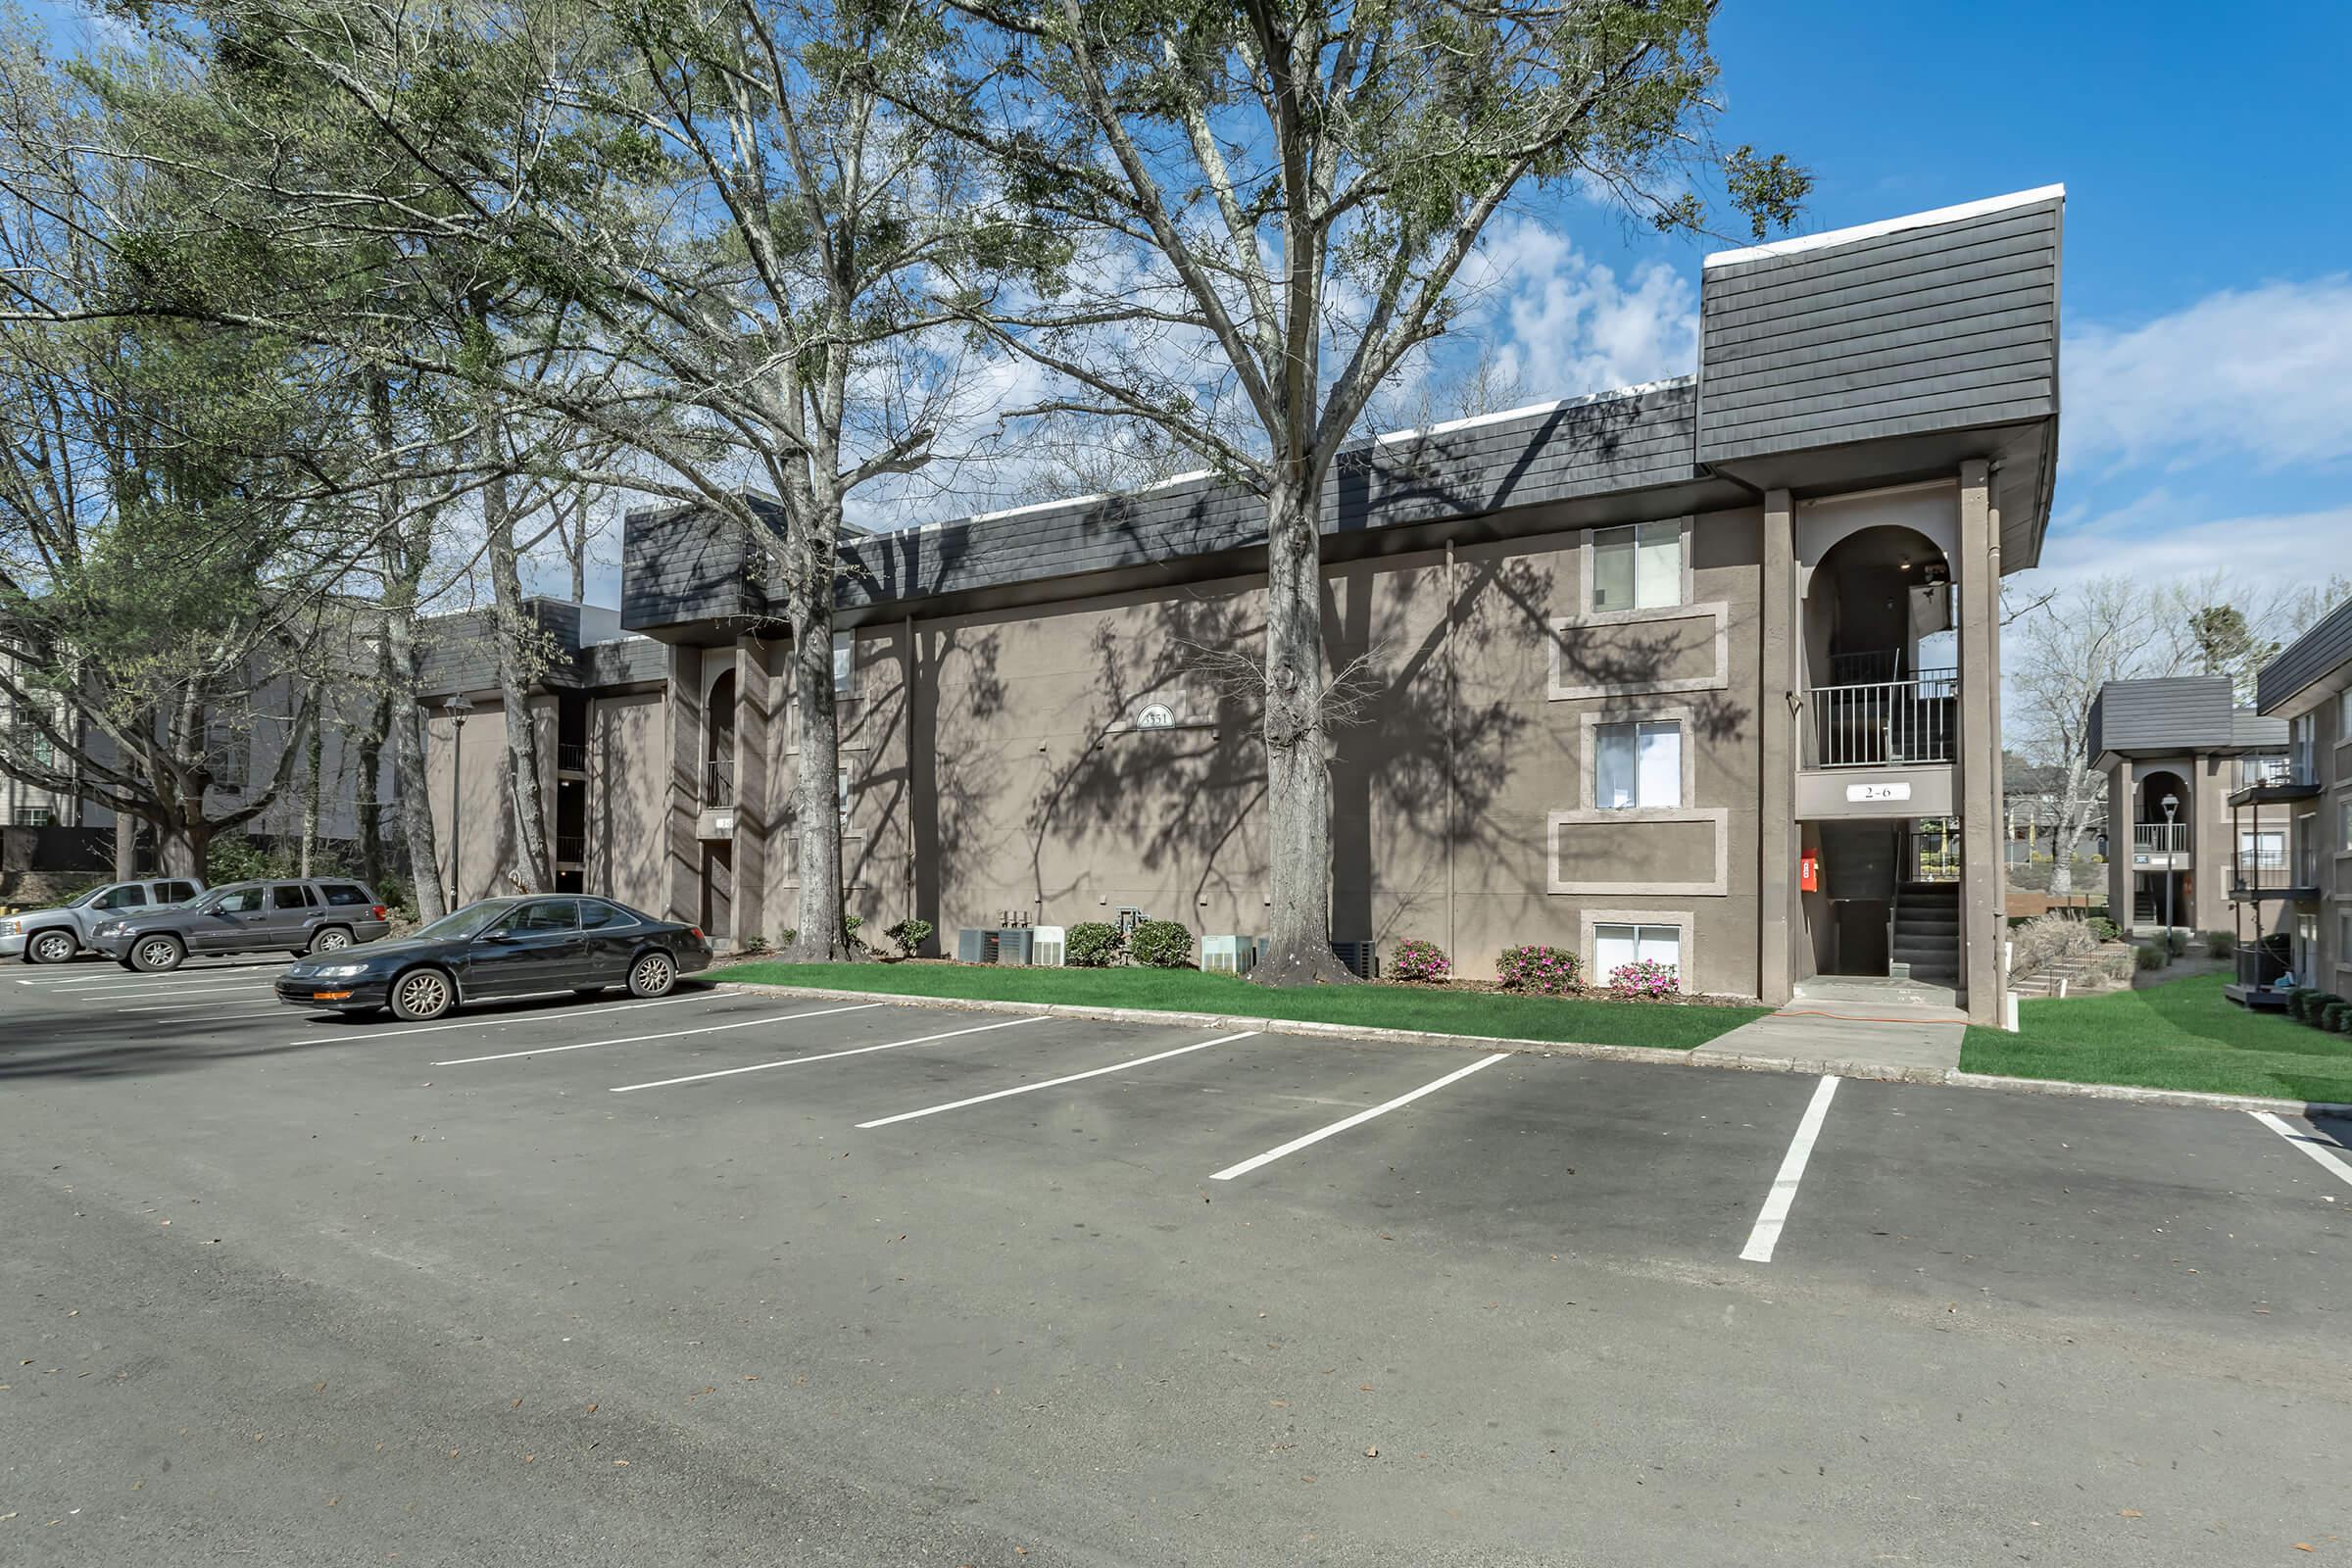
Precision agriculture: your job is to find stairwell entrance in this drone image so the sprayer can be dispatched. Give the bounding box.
[1803,816,1963,991]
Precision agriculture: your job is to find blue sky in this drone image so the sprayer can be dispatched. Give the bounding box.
[1633,0,2352,596]
[31,0,2352,605]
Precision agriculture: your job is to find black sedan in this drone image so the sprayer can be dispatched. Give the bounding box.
[274,895,712,1021]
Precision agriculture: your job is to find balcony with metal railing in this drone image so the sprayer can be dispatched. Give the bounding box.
[556,741,588,774]
[1804,669,1960,768]
[702,756,734,808]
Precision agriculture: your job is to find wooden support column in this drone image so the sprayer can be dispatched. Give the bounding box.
[1758,488,1799,1004]
[732,636,780,946]
[1958,460,2003,1023]
[664,645,702,926]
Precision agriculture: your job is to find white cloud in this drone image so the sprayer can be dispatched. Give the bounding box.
[1454,219,1699,398]
[2020,497,2352,597]
[2064,276,2352,470]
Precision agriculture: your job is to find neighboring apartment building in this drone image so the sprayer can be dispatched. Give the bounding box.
[2087,676,2288,936]
[2220,600,2352,1002]
[419,186,2067,1022]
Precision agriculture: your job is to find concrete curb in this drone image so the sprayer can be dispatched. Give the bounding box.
[710,980,2352,1119]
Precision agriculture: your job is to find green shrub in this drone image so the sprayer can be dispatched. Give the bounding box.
[2284,987,2314,1021]
[2324,1002,2351,1035]
[2086,917,2122,944]
[1065,921,1124,967]
[2203,929,2233,958]
[1127,919,1194,968]
[2165,927,2190,956]
[2134,945,2164,972]
[2309,994,2345,1029]
[1388,938,1450,982]
[776,912,866,953]
[882,917,933,960]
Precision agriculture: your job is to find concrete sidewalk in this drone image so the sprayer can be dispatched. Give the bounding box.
[1692,991,1968,1081]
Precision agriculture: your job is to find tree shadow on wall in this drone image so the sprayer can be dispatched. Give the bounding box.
[905,624,1006,949]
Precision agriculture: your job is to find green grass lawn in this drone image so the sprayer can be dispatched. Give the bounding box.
[1961,973,2352,1102]
[715,961,1770,1051]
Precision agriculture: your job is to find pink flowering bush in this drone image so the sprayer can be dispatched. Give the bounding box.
[1495,944,1582,995]
[1609,959,1681,1000]
[1389,938,1450,983]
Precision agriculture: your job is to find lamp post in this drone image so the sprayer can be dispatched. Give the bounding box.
[2161,791,2180,966]
[446,694,473,910]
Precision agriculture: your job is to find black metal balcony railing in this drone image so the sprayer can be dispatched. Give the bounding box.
[2231,858,2306,893]
[555,834,586,865]
[702,756,734,807]
[557,742,588,773]
[1805,670,1959,768]
[2235,941,2289,989]
[2133,821,2188,854]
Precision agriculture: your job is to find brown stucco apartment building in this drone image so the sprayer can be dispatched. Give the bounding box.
[420,187,2067,1024]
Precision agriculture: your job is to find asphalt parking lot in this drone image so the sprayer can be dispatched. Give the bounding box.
[4,956,2350,1565]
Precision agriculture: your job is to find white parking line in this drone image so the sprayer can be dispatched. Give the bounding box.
[2250,1110,2352,1192]
[855,1031,1258,1130]
[24,960,282,985]
[1740,1074,1841,1264]
[1208,1052,1507,1182]
[285,992,716,1047]
[66,978,279,1002]
[611,1015,1048,1093]
[434,1002,886,1066]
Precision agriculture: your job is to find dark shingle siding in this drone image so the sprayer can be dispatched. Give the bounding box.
[2091,676,2243,754]
[1697,196,2060,465]
[2258,598,2352,713]
[818,381,1696,612]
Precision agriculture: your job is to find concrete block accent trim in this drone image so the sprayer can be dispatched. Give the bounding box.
[1546,601,1731,702]
[1576,906,1696,988]
[1545,808,1731,899]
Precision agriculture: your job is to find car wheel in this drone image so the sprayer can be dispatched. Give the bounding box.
[627,950,676,999]
[389,967,456,1022]
[308,925,353,956]
[27,929,76,965]
[130,934,185,973]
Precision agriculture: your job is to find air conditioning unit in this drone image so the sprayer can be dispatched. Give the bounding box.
[956,928,999,964]
[1030,925,1065,966]
[993,929,1034,965]
[1200,935,1255,975]
[1331,940,1379,980]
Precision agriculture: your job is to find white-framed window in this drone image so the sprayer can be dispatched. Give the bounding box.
[1594,922,1681,980]
[1594,719,1683,809]
[2337,906,2352,961]
[837,763,851,823]
[2338,687,2352,738]
[2241,828,2285,870]
[2337,795,2352,855]
[1592,520,1683,612]
[13,807,55,827]
[2293,712,2317,780]
[832,633,854,697]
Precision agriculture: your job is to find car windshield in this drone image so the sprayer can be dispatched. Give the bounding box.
[65,885,114,908]
[410,901,522,943]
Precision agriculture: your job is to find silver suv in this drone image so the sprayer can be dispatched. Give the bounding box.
[92,878,393,972]
[1,878,207,964]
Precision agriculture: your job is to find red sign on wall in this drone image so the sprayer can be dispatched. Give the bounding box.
[1799,852,1820,893]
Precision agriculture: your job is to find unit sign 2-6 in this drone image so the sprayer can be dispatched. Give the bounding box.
[1845,781,1912,804]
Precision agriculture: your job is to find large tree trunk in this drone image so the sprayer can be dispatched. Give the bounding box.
[2046,766,2092,899]
[486,464,554,894]
[355,687,392,890]
[299,706,323,878]
[368,371,444,920]
[783,507,849,961]
[158,809,210,880]
[1255,480,1352,986]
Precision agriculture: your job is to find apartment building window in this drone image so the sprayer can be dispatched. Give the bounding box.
[1594,922,1681,982]
[1592,520,1682,612]
[2338,906,2352,963]
[833,633,854,697]
[838,764,852,823]
[2337,687,2352,739]
[2293,712,2316,781]
[1594,720,1682,809]
[12,807,54,827]
[2338,795,2352,855]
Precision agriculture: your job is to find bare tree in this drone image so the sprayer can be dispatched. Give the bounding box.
[929,0,1805,982]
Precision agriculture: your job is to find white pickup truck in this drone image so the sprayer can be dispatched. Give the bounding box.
[1,877,208,964]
